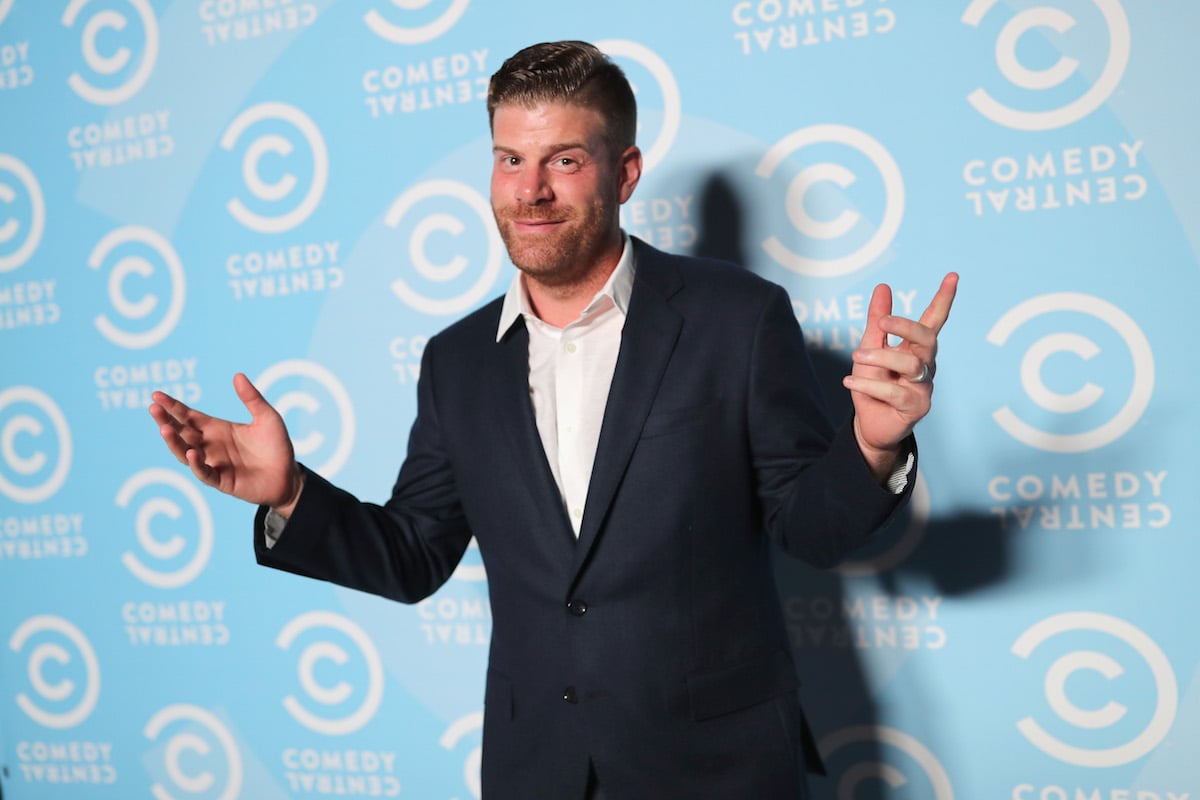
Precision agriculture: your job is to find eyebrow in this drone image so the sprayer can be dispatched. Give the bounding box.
[492,141,592,156]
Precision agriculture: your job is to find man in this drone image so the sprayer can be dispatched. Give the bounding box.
[151,41,957,799]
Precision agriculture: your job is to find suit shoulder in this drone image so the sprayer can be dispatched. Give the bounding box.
[633,238,786,309]
[426,295,505,352]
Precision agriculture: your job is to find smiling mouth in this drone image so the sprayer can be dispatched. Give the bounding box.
[512,218,564,230]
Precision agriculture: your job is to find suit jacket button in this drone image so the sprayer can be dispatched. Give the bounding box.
[567,599,588,616]
[563,686,578,704]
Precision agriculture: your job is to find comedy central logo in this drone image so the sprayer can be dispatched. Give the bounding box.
[1012,611,1177,767]
[9,615,100,729]
[117,467,213,590]
[89,225,186,350]
[755,124,904,278]
[0,153,46,273]
[255,360,355,478]
[62,0,159,106]
[144,704,243,800]
[819,724,954,799]
[385,179,503,317]
[220,102,329,234]
[596,39,681,174]
[277,611,385,736]
[987,292,1154,453]
[962,0,1130,131]
[0,386,72,504]
[440,711,483,800]
[363,0,470,45]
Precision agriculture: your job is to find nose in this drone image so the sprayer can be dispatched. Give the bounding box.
[517,165,552,204]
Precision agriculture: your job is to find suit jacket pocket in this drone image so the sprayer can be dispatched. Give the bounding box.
[686,648,799,721]
[640,401,719,440]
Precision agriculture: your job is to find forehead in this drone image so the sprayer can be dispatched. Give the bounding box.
[491,101,609,151]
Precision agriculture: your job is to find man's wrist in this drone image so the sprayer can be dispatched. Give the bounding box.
[852,418,906,485]
[271,463,306,518]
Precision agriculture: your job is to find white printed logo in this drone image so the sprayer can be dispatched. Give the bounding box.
[755,125,904,277]
[837,469,929,577]
[596,39,681,173]
[962,0,1130,130]
[256,360,355,477]
[1013,611,1177,766]
[63,0,159,105]
[144,704,243,800]
[221,102,329,234]
[440,711,483,799]
[987,292,1153,453]
[386,179,503,316]
[117,468,214,589]
[363,0,469,44]
[820,725,954,799]
[9,615,100,729]
[90,225,186,349]
[0,153,47,273]
[277,611,385,736]
[0,386,72,504]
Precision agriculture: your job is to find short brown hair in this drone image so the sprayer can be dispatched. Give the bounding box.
[487,40,637,153]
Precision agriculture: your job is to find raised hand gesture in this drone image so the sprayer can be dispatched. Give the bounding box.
[843,272,959,480]
[149,373,304,515]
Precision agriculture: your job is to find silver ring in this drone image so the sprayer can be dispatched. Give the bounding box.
[910,362,932,384]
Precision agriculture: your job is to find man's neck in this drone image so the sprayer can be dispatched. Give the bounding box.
[524,243,623,328]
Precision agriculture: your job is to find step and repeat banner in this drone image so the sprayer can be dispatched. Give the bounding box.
[2,1,1198,798]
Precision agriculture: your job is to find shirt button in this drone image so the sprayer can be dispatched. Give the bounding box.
[565,342,577,353]
[567,599,588,616]
[563,686,578,704]
[570,507,583,519]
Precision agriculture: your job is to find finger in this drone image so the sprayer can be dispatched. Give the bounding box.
[148,401,178,431]
[184,447,219,488]
[150,390,201,427]
[844,374,930,413]
[233,372,276,421]
[918,272,959,333]
[156,421,194,465]
[853,347,925,379]
[860,283,893,350]
[878,315,937,351]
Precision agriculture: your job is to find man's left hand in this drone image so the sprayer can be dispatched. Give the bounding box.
[843,272,959,481]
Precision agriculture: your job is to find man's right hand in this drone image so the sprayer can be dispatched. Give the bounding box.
[149,372,305,517]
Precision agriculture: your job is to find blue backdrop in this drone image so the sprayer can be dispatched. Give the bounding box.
[2,1,1198,797]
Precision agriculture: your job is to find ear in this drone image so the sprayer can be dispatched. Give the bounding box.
[617,145,642,204]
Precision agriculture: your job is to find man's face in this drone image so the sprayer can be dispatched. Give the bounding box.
[490,101,640,288]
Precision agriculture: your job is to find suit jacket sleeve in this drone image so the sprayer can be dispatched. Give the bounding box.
[252,337,474,603]
[749,283,914,567]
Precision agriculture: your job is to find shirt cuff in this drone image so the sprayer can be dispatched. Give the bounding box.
[886,449,916,495]
[263,508,288,549]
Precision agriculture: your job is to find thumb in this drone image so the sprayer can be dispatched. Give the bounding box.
[232,373,276,421]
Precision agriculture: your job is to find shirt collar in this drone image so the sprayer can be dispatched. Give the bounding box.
[496,233,635,341]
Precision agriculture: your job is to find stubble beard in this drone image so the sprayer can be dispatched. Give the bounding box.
[495,197,616,290]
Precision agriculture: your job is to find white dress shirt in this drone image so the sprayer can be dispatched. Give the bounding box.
[495,236,636,537]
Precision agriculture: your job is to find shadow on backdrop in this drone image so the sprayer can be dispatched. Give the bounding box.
[691,171,1010,799]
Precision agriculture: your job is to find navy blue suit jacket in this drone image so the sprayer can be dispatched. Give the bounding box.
[256,238,913,799]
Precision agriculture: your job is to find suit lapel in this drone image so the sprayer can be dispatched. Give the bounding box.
[492,320,577,551]
[571,243,684,579]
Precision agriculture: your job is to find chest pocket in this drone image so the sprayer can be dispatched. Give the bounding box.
[639,401,720,440]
